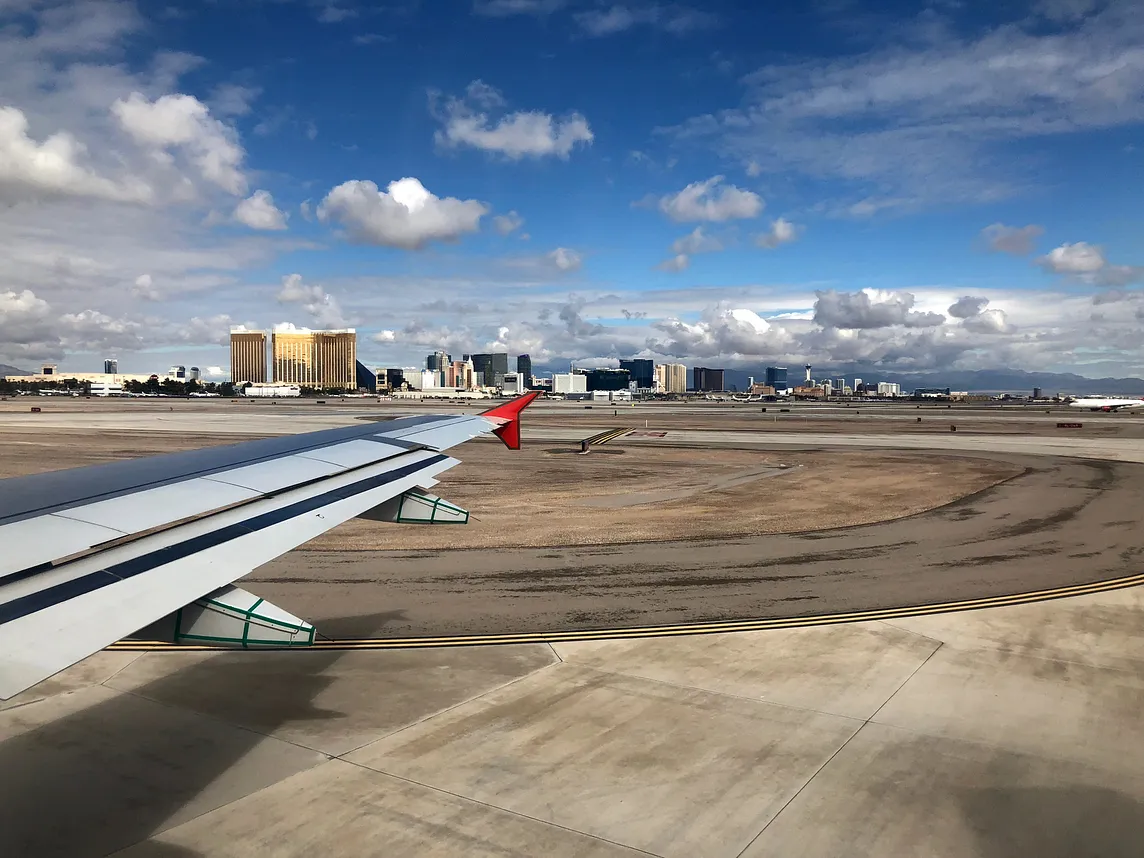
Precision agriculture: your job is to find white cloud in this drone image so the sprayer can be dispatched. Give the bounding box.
[649,306,793,358]
[133,273,159,300]
[670,226,724,255]
[112,92,246,195]
[548,247,582,271]
[433,80,593,160]
[814,289,946,329]
[472,0,566,15]
[0,106,150,203]
[493,210,524,235]
[233,190,288,230]
[575,5,718,37]
[317,177,488,249]
[662,4,1144,209]
[656,254,690,272]
[963,308,1013,334]
[276,273,352,329]
[658,175,763,222]
[756,217,798,249]
[982,223,1043,255]
[1038,241,1107,274]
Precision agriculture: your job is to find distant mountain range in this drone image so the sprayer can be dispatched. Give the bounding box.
[536,363,1144,395]
[721,367,1144,395]
[0,364,30,376]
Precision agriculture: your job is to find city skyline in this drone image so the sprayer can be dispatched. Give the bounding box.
[0,2,1142,379]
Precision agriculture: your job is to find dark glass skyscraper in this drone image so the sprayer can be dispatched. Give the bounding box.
[517,354,532,380]
[619,358,653,388]
[765,366,788,389]
[355,360,377,393]
[585,369,631,391]
[471,352,509,386]
[692,367,725,392]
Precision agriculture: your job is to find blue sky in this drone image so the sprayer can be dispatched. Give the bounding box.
[1,0,1142,377]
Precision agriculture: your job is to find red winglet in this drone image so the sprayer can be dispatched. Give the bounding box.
[480,390,541,450]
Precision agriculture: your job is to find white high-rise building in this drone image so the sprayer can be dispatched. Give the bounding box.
[877,382,901,397]
[553,373,588,394]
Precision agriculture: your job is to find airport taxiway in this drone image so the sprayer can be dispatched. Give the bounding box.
[2,400,1143,857]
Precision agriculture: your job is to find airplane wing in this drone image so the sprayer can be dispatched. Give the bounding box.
[0,392,539,699]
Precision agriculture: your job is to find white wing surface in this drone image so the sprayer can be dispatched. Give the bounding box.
[0,393,539,699]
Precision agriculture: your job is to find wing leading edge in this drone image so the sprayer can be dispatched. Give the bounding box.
[0,393,539,699]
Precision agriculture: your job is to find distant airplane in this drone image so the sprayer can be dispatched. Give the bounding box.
[1069,395,1144,412]
[0,391,540,699]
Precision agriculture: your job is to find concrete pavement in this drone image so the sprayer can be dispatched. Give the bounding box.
[2,582,1141,857]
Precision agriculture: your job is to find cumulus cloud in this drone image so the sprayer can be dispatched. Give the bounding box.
[948,295,989,319]
[648,306,792,358]
[133,273,159,300]
[670,226,724,255]
[317,177,488,249]
[963,308,1013,334]
[548,247,582,271]
[112,92,246,195]
[233,190,288,230]
[276,273,352,328]
[814,289,946,329]
[656,253,690,272]
[982,223,1043,255]
[433,80,593,160]
[494,210,524,235]
[0,106,150,203]
[1038,241,1106,274]
[755,217,798,249]
[658,176,763,222]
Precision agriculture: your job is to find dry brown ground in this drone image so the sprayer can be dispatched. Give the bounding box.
[0,428,1020,549]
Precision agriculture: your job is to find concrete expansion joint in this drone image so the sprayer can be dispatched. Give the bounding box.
[565,662,868,724]
[337,760,668,858]
[875,619,947,647]
[735,640,948,857]
[334,655,562,760]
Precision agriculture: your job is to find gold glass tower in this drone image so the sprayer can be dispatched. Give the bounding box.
[271,328,357,389]
[230,329,268,384]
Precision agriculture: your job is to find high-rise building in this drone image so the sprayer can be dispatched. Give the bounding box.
[765,366,788,390]
[427,350,450,371]
[585,368,631,391]
[619,358,654,389]
[188,367,201,382]
[103,359,118,374]
[471,352,509,387]
[553,373,588,394]
[230,329,268,384]
[656,363,687,394]
[272,328,357,389]
[517,354,532,383]
[693,367,725,392]
[168,365,186,380]
[385,368,404,390]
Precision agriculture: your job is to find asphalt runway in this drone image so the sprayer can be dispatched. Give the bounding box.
[248,450,1144,639]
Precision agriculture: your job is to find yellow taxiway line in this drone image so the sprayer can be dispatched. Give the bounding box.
[583,427,632,446]
[108,571,1144,652]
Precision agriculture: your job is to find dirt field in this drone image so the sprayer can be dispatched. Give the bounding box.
[0,428,1021,549]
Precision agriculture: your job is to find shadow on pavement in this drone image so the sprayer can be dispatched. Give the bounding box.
[960,785,1144,858]
[0,617,391,858]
